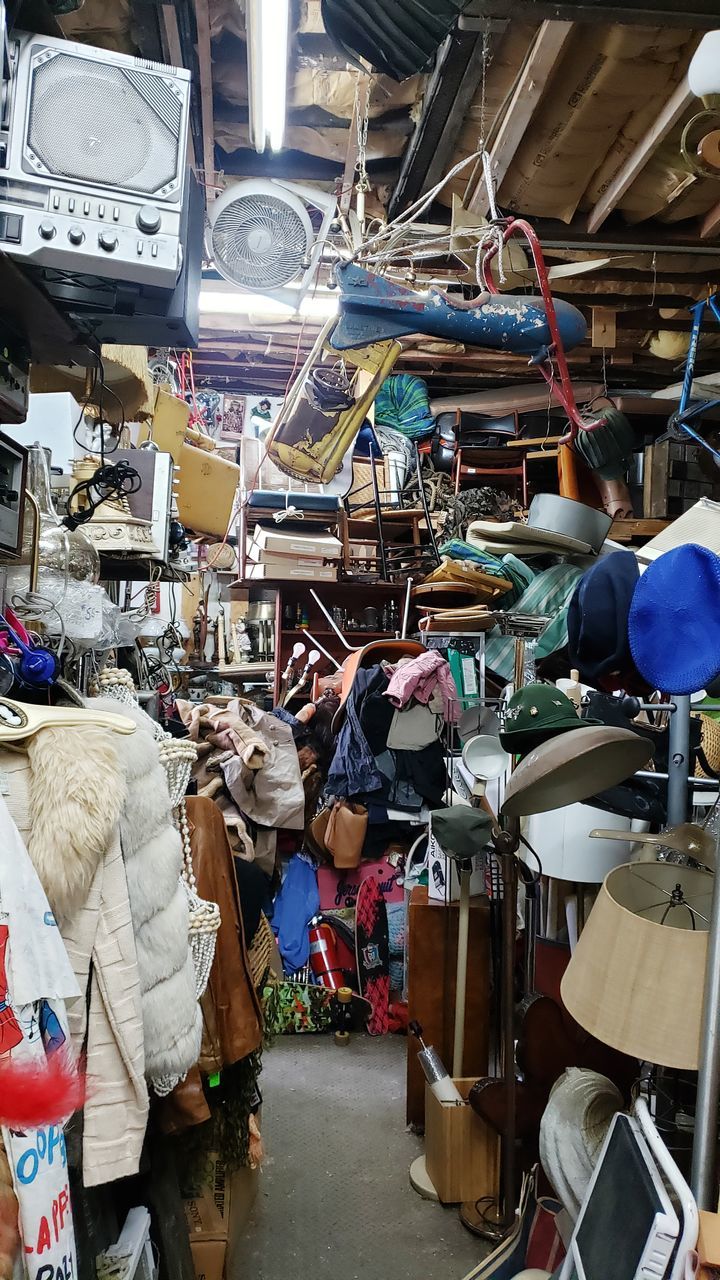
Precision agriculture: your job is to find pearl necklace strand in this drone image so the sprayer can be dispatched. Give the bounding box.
[176,797,221,999]
[158,734,197,809]
[91,666,138,706]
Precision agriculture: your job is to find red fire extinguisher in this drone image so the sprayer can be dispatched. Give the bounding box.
[309,918,344,990]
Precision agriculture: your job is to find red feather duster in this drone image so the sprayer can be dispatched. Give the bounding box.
[0,1055,86,1128]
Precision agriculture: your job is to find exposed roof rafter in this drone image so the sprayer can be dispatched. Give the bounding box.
[466,19,574,217]
[586,79,694,234]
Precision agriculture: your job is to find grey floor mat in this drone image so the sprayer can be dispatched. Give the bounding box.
[229,1034,489,1279]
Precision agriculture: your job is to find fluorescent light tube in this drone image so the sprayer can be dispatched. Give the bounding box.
[247,0,290,154]
[199,288,338,320]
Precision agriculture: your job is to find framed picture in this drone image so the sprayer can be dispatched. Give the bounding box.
[220,395,246,441]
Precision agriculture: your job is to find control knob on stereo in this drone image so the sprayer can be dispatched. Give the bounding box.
[39,221,56,240]
[98,231,118,252]
[68,226,85,245]
[136,205,161,234]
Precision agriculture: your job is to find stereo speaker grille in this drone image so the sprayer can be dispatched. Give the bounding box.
[27,53,180,195]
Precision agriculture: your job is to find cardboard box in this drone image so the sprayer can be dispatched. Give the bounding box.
[190,1238,226,1280]
[246,561,337,582]
[424,1079,500,1205]
[183,1152,231,1280]
[251,525,342,558]
[699,1210,720,1268]
[248,544,325,570]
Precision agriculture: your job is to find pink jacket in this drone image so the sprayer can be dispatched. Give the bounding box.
[384,650,460,722]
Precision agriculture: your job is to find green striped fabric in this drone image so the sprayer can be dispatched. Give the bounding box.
[485,563,584,682]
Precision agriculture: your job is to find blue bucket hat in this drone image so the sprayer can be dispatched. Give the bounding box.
[628,544,720,695]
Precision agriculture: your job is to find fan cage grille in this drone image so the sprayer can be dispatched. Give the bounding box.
[211,191,311,291]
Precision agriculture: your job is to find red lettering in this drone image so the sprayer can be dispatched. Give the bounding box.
[36,1218,51,1254]
[57,1188,69,1232]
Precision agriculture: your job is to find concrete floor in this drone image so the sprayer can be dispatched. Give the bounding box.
[230,1034,488,1280]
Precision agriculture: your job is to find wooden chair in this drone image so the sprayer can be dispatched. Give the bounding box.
[448,408,529,506]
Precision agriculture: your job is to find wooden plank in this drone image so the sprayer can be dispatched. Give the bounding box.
[467,20,574,216]
[701,198,720,241]
[610,517,671,542]
[643,440,670,518]
[340,75,368,216]
[389,28,487,218]
[506,435,563,447]
[586,79,694,234]
[194,0,216,199]
[462,0,720,26]
[591,307,617,348]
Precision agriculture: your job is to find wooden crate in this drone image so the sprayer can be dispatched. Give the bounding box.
[643,439,720,519]
[424,1079,500,1205]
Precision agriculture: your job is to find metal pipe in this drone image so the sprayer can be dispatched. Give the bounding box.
[402,577,413,639]
[691,824,720,1207]
[452,863,472,1078]
[635,770,717,787]
[500,840,518,1227]
[301,629,341,670]
[309,589,361,653]
[667,694,692,826]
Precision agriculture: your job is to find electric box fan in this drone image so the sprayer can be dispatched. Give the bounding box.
[207,179,337,305]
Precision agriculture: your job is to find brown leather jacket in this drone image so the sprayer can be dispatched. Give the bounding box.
[159,796,263,1134]
[187,796,263,1072]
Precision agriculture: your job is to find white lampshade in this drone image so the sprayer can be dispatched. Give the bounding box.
[524,804,649,884]
[689,32,720,103]
[461,734,511,782]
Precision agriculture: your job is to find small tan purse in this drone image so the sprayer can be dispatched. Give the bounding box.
[325,799,368,869]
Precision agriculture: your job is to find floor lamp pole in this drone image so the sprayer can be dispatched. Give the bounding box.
[691,824,720,1208]
[453,862,472,1078]
[496,827,519,1228]
[667,692,720,1207]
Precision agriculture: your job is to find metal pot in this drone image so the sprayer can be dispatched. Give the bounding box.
[527,494,612,553]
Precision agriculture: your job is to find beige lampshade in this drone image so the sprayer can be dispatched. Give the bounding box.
[501,726,654,818]
[561,861,713,1070]
[30,344,154,423]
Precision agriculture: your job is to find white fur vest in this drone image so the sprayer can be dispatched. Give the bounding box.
[26,701,201,1090]
[89,698,202,1087]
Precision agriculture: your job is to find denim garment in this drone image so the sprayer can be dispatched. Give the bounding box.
[326,665,389,798]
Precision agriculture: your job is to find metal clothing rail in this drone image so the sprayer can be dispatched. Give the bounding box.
[662,692,720,1208]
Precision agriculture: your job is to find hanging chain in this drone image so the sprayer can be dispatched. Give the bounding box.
[477,26,492,151]
[354,74,371,194]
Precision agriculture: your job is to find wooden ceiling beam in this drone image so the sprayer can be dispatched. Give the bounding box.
[461,0,720,27]
[194,0,216,200]
[216,147,400,184]
[700,199,720,241]
[586,79,695,234]
[466,20,574,216]
[388,27,488,218]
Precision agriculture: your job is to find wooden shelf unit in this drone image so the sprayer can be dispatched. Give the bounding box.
[235,577,406,702]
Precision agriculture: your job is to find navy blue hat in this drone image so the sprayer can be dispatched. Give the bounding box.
[629,544,720,695]
[567,550,639,689]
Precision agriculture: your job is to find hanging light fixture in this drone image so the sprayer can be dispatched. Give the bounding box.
[246,0,290,154]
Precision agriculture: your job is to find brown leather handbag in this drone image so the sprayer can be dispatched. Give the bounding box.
[307,805,333,861]
[325,799,368,869]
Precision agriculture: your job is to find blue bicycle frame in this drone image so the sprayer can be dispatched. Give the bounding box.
[672,294,720,464]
